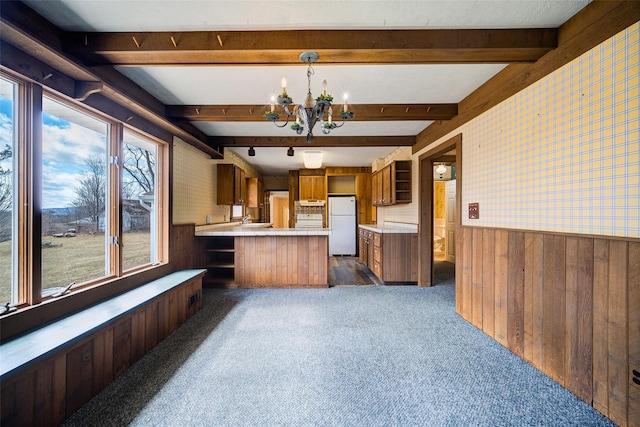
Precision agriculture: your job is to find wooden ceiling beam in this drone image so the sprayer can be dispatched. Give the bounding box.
[210,136,415,147]
[166,103,457,122]
[63,29,557,65]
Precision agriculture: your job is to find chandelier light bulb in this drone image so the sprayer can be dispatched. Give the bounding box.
[322,79,327,96]
[281,78,287,94]
[343,93,348,111]
[270,96,275,112]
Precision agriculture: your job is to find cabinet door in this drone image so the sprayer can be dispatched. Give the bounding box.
[234,167,246,204]
[217,164,235,205]
[299,175,326,200]
[247,177,263,208]
[372,170,382,206]
[381,165,392,205]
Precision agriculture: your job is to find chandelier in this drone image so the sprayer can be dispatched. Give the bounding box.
[265,52,354,143]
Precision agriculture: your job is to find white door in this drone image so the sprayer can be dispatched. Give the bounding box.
[445,179,456,263]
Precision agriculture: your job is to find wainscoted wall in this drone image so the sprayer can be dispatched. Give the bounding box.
[456,225,639,427]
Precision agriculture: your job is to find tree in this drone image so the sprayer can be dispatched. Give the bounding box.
[73,154,105,232]
[0,144,12,240]
[0,144,11,213]
[122,144,155,196]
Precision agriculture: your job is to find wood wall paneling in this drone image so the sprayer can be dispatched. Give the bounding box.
[232,236,328,287]
[607,241,629,426]
[0,277,203,427]
[524,232,544,370]
[481,229,495,338]
[507,231,525,358]
[542,234,566,386]
[493,229,509,347]
[457,226,637,426]
[565,237,594,403]
[593,238,610,415]
[628,242,640,427]
[471,228,483,329]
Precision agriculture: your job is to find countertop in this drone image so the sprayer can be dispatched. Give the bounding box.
[359,222,418,234]
[195,223,331,236]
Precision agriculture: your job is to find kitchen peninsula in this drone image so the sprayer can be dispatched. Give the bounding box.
[196,223,330,288]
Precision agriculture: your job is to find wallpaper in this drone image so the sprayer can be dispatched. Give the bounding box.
[402,22,639,238]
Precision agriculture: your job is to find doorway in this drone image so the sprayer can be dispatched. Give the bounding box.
[418,134,461,287]
[269,191,290,228]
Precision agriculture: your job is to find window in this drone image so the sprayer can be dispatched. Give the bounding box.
[0,69,168,310]
[122,130,159,271]
[0,77,16,304]
[41,97,110,292]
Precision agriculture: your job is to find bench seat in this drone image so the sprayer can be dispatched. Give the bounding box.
[0,269,206,426]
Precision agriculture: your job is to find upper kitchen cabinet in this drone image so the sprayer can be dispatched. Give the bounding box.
[372,161,412,206]
[217,164,247,205]
[246,177,264,208]
[299,169,327,201]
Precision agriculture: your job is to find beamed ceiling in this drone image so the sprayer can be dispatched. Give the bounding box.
[3,1,638,175]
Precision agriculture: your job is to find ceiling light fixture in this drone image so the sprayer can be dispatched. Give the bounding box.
[248,146,255,156]
[435,164,447,174]
[287,147,294,157]
[303,150,323,169]
[265,52,354,143]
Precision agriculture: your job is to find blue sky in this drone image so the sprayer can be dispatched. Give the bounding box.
[41,111,107,208]
[0,95,108,209]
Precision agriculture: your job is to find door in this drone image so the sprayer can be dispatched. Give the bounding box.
[445,179,456,263]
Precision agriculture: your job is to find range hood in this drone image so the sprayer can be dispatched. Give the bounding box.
[299,199,326,206]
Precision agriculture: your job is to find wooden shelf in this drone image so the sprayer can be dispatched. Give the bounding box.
[202,237,235,287]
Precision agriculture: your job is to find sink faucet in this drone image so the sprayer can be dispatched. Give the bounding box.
[242,215,252,224]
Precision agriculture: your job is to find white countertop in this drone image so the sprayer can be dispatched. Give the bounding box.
[359,222,418,234]
[195,223,330,236]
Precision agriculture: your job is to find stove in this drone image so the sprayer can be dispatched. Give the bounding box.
[295,213,324,228]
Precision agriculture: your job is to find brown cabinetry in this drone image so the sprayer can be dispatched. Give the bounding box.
[217,164,246,205]
[246,177,264,208]
[299,174,326,200]
[358,228,374,266]
[372,160,412,206]
[358,226,418,284]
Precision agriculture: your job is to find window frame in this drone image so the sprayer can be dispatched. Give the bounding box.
[0,68,170,309]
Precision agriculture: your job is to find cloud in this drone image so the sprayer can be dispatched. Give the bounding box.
[42,114,108,208]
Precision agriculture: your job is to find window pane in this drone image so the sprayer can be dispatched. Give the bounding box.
[0,77,16,304]
[122,131,157,270]
[42,97,109,292]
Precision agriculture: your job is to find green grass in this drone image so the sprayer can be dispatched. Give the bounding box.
[0,232,150,304]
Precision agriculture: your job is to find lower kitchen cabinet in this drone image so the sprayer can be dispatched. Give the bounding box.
[358,226,418,284]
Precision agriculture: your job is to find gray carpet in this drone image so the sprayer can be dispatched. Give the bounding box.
[62,266,615,426]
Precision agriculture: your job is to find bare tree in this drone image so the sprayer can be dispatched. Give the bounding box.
[122,144,155,196]
[73,154,105,232]
[0,144,12,239]
[0,144,11,213]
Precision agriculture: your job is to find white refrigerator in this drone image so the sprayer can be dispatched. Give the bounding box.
[328,196,357,256]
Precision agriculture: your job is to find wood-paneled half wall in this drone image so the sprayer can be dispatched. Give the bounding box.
[455,226,639,427]
[234,236,328,288]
